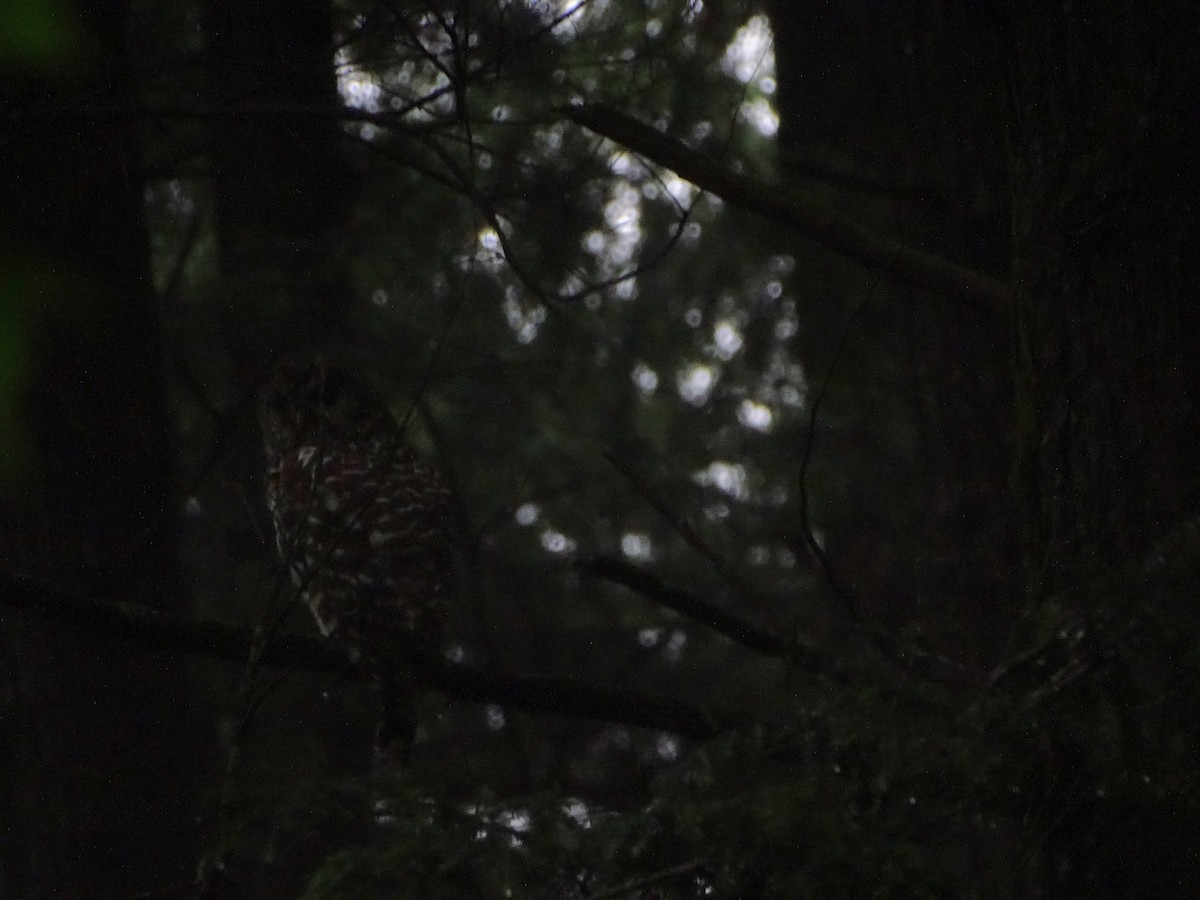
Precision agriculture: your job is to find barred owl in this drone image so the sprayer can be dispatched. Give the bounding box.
[260,357,453,759]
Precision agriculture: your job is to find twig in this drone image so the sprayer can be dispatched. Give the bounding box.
[797,283,874,620]
[792,284,974,687]
[588,859,706,900]
[416,129,692,305]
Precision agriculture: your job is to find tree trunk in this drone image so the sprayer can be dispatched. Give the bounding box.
[0,2,200,895]
[766,0,1015,662]
[1002,4,1200,896]
[1005,1,1200,590]
[205,0,356,357]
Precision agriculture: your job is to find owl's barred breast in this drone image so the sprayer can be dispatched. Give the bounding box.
[266,441,451,657]
[260,360,452,669]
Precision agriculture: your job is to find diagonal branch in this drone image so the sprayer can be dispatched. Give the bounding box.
[603,451,756,605]
[562,103,1012,316]
[576,556,845,681]
[589,859,707,900]
[0,573,726,740]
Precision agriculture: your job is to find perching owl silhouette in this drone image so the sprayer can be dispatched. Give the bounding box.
[259,357,452,759]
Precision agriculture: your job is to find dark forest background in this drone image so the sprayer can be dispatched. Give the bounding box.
[2,1,1199,897]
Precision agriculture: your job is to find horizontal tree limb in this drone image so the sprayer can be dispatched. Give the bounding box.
[0,573,725,740]
[562,103,1012,316]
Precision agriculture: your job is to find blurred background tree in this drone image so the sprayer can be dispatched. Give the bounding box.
[2,0,1198,897]
[0,1,201,896]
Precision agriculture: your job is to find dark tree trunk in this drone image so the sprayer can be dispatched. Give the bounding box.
[1004,1,1200,590]
[198,5,372,891]
[766,0,1015,663]
[1002,4,1200,897]
[205,0,357,357]
[0,2,200,895]
[768,3,1200,894]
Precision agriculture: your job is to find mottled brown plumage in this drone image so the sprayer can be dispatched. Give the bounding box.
[260,357,452,758]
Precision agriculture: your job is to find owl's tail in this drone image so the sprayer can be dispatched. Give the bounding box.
[375,667,417,768]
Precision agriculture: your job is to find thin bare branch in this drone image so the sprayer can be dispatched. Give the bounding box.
[797,284,874,621]
[791,284,977,687]
[603,451,758,604]
[417,129,691,305]
[562,103,1012,316]
[589,859,707,900]
[577,556,844,681]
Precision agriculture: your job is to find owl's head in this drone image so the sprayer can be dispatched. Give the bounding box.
[259,357,396,463]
